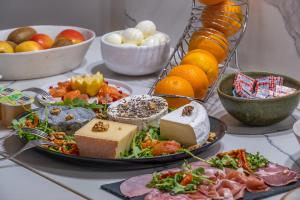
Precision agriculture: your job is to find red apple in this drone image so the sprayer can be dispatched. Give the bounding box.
[56,29,85,44]
[31,33,54,49]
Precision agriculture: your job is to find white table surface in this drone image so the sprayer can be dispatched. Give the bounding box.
[0,38,300,200]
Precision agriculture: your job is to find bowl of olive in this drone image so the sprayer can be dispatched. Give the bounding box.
[0,25,95,80]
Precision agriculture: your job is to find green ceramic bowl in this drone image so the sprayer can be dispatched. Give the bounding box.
[217,72,300,126]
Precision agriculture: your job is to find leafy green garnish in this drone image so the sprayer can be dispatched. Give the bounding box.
[52,98,105,110]
[147,162,211,194]
[121,127,162,158]
[209,155,239,170]
[12,111,54,141]
[247,152,269,170]
[208,152,269,171]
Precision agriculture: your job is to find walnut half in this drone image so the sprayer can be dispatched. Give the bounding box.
[92,121,109,132]
[65,114,74,121]
[50,108,61,115]
[182,106,194,116]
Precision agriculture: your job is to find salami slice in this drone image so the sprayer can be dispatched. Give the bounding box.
[120,174,152,198]
[255,163,300,186]
[144,189,192,200]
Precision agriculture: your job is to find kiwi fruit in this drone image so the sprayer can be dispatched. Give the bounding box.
[7,27,37,44]
[52,38,73,48]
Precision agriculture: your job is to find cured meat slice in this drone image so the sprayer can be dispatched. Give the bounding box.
[255,163,300,186]
[225,168,248,184]
[218,179,244,198]
[144,189,191,200]
[225,169,269,193]
[245,175,269,193]
[120,174,152,197]
[191,161,226,181]
[198,179,244,200]
[188,192,211,200]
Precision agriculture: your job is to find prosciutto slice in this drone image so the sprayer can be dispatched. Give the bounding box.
[225,169,269,193]
[144,189,192,200]
[120,174,152,197]
[255,163,300,186]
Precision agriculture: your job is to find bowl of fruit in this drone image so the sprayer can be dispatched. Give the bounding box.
[100,20,171,76]
[0,25,95,80]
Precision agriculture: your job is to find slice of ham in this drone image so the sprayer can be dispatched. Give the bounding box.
[197,179,244,200]
[255,163,300,186]
[120,174,152,198]
[144,189,192,200]
[225,169,269,193]
[245,175,270,193]
[188,192,211,200]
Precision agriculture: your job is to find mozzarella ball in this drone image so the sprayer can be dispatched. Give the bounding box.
[105,33,123,45]
[141,36,161,47]
[152,32,168,44]
[136,20,157,38]
[122,28,144,45]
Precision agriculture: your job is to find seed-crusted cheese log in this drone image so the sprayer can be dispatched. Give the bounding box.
[75,119,138,159]
[160,101,210,146]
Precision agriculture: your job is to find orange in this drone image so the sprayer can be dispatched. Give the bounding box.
[168,64,209,99]
[188,27,229,63]
[154,76,194,108]
[198,0,225,6]
[181,49,218,85]
[201,0,243,37]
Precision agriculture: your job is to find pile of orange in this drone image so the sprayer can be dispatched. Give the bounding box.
[154,49,218,108]
[154,0,243,108]
[200,0,243,37]
[189,28,229,63]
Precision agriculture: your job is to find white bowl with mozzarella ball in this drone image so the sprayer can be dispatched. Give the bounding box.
[100,30,171,76]
[0,25,95,80]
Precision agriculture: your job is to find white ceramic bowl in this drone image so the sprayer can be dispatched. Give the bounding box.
[0,25,95,80]
[100,31,171,76]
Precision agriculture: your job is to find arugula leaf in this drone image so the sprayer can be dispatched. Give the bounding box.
[148,127,161,140]
[121,128,156,158]
[209,155,239,170]
[147,162,209,194]
[247,152,269,170]
[52,98,104,110]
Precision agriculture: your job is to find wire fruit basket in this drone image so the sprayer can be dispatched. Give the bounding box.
[148,0,249,103]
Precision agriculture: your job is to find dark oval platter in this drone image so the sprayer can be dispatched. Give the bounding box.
[16,110,226,168]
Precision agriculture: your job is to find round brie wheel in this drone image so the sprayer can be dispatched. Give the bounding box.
[107,95,168,130]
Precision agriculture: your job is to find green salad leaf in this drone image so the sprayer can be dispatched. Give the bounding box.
[209,155,239,170]
[121,127,161,158]
[52,98,105,110]
[147,162,211,194]
[247,152,269,170]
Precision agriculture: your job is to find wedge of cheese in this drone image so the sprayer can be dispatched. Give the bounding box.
[75,119,138,159]
[160,101,210,146]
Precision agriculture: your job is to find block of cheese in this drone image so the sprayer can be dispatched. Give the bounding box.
[75,119,138,159]
[160,101,210,147]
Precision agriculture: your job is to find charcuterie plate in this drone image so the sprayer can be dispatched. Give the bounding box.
[15,109,225,168]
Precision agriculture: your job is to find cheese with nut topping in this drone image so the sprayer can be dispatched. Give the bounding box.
[160,101,210,146]
[75,119,138,159]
